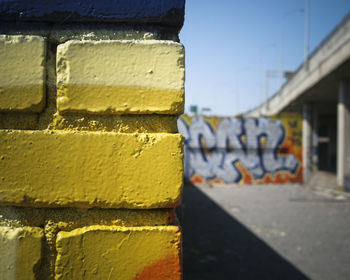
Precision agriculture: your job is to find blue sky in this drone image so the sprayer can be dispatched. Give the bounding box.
[180,0,350,116]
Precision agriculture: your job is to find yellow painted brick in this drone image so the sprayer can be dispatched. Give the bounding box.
[55,226,181,280]
[0,226,43,280]
[0,207,176,228]
[0,35,46,112]
[0,130,183,208]
[56,39,185,115]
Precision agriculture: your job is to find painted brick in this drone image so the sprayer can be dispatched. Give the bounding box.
[0,35,46,112]
[55,226,181,280]
[0,226,43,280]
[0,130,183,209]
[56,40,185,115]
[0,0,185,30]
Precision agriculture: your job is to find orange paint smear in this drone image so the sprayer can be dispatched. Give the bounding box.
[236,162,252,184]
[190,174,204,184]
[190,166,303,185]
[291,167,303,183]
[211,178,222,184]
[135,255,181,280]
[256,166,303,184]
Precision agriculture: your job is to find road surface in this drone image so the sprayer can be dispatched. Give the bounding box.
[178,182,350,280]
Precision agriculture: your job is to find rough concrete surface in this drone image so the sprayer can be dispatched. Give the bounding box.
[0,226,43,280]
[56,40,184,115]
[178,181,350,280]
[0,130,183,208]
[55,226,181,280]
[0,35,46,112]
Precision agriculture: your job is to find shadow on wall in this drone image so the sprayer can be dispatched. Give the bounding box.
[177,181,309,280]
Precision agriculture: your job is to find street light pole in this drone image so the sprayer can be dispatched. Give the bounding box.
[265,70,281,113]
[265,71,269,111]
[235,67,250,115]
[280,8,304,88]
[259,43,276,107]
[305,0,310,64]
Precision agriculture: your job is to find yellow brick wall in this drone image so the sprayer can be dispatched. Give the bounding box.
[0,226,43,280]
[57,40,185,115]
[0,31,184,279]
[55,226,181,280]
[0,35,46,112]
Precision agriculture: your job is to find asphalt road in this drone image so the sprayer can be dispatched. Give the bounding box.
[177,182,350,280]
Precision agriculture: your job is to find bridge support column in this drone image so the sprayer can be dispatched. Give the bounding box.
[312,107,319,171]
[337,81,350,191]
[303,103,317,182]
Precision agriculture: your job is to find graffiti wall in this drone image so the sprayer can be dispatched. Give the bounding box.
[178,114,303,184]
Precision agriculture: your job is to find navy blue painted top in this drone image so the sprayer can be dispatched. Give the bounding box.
[0,0,185,30]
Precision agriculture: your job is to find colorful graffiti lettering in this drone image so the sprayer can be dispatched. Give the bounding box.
[178,114,303,184]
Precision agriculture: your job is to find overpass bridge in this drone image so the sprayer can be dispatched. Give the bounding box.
[245,11,350,190]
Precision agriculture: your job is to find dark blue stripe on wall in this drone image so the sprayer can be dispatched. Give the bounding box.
[0,0,185,29]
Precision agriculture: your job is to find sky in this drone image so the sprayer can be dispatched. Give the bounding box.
[180,0,350,116]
